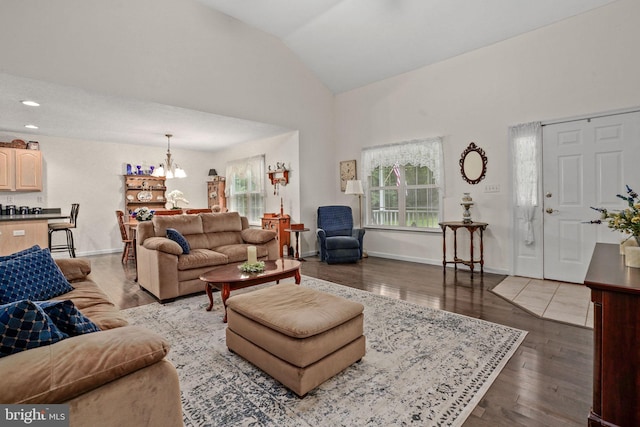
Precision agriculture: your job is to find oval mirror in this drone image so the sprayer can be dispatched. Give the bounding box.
[459,142,487,184]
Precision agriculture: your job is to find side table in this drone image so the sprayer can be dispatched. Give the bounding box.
[439,221,488,274]
[284,228,310,261]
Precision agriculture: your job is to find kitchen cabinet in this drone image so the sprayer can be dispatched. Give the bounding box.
[0,148,42,191]
[0,220,48,256]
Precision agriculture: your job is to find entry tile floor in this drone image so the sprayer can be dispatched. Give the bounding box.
[491,276,593,328]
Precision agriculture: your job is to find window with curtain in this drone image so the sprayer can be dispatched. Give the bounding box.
[510,122,542,245]
[225,155,265,224]
[363,138,443,230]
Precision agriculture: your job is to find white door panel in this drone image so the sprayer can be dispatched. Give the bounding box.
[543,112,640,283]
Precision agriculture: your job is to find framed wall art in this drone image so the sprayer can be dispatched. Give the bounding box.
[340,160,356,191]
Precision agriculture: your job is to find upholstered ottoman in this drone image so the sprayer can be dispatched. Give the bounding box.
[225,283,366,397]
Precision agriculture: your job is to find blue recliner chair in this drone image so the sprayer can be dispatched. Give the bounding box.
[317,205,365,264]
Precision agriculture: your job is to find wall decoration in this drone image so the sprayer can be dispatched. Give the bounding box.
[340,160,357,192]
[460,142,487,184]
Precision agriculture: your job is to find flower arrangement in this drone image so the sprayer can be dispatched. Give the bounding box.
[239,261,265,273]
[591,185,640,244]
[133,207,154,221]
[166,190,189,209]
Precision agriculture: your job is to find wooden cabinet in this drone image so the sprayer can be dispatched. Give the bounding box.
[261,215,290,258]
[585,243,640,427]
[207,177,226,210]
[0,220,48,256]
[0,148,42,191]
[124,175,167,215]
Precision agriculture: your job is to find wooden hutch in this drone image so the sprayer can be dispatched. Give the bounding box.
[124,175,167,215]
[207,176,226,211]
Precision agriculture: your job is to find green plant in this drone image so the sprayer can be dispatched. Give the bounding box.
[591,185,640,241]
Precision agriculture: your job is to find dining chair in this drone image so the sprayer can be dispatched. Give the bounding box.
[48,203,79,258]
[116,210,135,263]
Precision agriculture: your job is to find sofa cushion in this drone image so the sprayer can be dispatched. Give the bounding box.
[55,258,91,283]
[52,281,128,330]
[36,300,101,336]
[325,236,361,250]
[0,249,74,305]
[200,212,243,233]
[166,228,190,254]
[153,215,203,237]
[0,245,41,262]
[215,244,268,263]
[177,249,228,270]
[0,325,170,404]
[0,300,67,358]
[241,228,277,244]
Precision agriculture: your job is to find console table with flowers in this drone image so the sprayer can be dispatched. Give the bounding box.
[585,242,640,426]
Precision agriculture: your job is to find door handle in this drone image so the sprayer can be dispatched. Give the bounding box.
[545,208,558,214]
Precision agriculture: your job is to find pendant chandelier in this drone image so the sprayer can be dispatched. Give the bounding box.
[152,133,186,179]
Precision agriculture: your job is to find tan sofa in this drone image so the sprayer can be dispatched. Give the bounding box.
[136,212,278,302]
[0,258,183,427]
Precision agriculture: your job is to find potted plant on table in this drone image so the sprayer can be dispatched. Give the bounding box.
[166,190,189,210]
[591,185,640,265]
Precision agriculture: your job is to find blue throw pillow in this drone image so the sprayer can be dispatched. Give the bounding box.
[0,299,67,358]
[0,245,41,262]
[36,300,100,336]
[0,249,74,305]
[166,228,190,254]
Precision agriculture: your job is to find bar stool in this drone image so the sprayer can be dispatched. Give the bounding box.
[48,203,79,258]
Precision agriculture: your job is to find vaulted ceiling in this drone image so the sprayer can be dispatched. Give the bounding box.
[0,0,618,149]
[196,0,617,93]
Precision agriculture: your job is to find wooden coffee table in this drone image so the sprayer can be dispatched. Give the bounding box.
[200,259,301,322]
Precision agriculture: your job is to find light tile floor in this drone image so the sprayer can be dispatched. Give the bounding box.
[492,276,593,328]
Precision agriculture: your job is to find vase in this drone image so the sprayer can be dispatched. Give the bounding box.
[625,246,640,268]
[620,237,639,255]
[461,193,474,223]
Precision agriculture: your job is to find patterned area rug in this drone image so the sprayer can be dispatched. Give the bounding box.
[124,276,526,427]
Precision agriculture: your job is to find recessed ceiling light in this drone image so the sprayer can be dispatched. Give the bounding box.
[24,124,39,129]
[21,100,40,107]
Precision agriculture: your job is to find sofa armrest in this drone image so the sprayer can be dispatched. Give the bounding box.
[142,237,183,255]
[241,228,277,245]
[0,325,170,404]
[55,258,92,282]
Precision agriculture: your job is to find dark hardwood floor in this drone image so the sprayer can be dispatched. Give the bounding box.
[87,253,593,427]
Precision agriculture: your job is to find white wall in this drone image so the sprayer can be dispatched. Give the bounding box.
[334,0,640,273]
[0,0,334,254]
[211,130,301,222]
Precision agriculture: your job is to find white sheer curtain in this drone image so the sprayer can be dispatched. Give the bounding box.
[225,155,265,222]
[510,122,542,245]
[362,138,444,185]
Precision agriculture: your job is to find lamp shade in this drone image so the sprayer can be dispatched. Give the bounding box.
[345,180,364,195]
[208,169,218,176]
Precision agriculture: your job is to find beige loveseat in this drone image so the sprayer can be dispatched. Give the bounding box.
[0,258,183,427]
[136,212,278,302]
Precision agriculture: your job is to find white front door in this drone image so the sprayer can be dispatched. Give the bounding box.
[542,112,640,283]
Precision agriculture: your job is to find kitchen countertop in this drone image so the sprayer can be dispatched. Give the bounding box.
[0,209,66,222]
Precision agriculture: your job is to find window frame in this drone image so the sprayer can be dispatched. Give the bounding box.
[362,138,444,232]
[225,154,266,225]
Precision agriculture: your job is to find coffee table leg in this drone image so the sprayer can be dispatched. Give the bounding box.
[295,269,301,284]
[221,283,231,323]
[205,283,214,311]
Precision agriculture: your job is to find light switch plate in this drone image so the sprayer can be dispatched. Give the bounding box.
[484,184,500,193]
